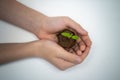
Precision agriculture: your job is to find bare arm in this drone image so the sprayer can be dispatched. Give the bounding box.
[0,0,47,35]
[0,42,35,64]
[0,0,92,70]
[0,40,83,70]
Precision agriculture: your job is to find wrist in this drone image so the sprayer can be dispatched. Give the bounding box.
[30,13,48,36]
[28,40,42,58]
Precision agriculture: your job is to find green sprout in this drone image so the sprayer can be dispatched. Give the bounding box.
[61,32,79,40]
[72,35,79,40]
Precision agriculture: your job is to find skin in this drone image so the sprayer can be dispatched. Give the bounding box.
[0,0,92,70]
[0,40,82,70]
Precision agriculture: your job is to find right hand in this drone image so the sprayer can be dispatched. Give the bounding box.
[32,40,90,70]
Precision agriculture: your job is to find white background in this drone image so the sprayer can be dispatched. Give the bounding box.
[0,0,120,80]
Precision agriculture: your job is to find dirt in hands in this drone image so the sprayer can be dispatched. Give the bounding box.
[57,29,78,49]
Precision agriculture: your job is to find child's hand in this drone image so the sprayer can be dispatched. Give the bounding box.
[33,40,89,70]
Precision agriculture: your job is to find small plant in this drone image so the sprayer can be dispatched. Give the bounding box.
[57,29,79,48]
[61,32,79,40]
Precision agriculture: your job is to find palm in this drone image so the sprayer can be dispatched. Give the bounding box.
[37,17,67,41]
[36,17,91,56]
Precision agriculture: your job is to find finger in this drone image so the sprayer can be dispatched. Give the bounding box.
[73,43,83,56]
[50,58,75,70]
[68,49,75,54]
[71,41,81,55]
[65,17,88,36]
[79,47,90,62]
[76,50,82,56]
[82,35,92,47]
[57,50,82,64]
[72,48,77,55]
[79,41,86,51]
[67,48,77,55]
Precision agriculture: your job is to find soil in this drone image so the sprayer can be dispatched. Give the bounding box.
[57,29,78,49]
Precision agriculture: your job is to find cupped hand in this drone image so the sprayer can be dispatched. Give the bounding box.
[36,16,87,41]
[33,40,90,70]
[35,16,92,56]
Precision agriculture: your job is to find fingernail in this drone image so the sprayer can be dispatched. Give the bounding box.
[76,57,81,63]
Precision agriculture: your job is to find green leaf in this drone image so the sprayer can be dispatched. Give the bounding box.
[72,35,79,40]
[61,32,72,38]
[61,32,78,40]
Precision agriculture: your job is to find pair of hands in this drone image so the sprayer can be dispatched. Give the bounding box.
[0,0,91,70]
[32,16,92,70]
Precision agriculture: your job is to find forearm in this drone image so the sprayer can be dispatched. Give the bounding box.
[0,0,47,35]
[0,42,36,64]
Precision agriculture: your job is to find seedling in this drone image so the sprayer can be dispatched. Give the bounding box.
[61,32,79,40]
[57,29,79,48]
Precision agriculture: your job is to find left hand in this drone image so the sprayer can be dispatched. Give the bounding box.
[35,16,92,56]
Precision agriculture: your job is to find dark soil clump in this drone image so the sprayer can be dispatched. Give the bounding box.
[57,29,78,49]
